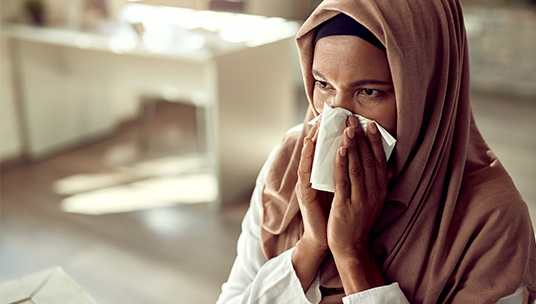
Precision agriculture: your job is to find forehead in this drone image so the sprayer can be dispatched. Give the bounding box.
[312,35,391,82]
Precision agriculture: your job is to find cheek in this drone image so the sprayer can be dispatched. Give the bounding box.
[360,96,397,135]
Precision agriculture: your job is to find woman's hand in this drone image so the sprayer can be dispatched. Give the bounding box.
[297,121,330,253]
[328,115,391,294]
[292,120,330,291]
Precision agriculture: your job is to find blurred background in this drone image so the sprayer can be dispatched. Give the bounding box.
[0,0,534,303]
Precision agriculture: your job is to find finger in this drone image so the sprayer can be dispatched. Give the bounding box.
[298,137,316,203]
[334,146,350,204]
[298,137,314,182]
[367,122,388,190]
[348,115,371,199]
[307,119,320,142]
[350,118,377,195]
[343,124,365,203]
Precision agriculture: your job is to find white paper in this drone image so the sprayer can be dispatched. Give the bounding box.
[0,266,97,304]
[308,103,397,192]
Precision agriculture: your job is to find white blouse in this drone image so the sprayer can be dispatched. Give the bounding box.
[216,134,525,304]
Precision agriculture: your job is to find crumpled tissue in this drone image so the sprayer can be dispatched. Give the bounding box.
[307,103,397,192]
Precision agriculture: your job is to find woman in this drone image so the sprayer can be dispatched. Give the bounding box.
[217,0,536,303]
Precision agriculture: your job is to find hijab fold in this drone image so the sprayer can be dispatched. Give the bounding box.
[260,0,536,303]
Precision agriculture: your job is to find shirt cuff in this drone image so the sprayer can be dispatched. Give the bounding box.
[342,282,409,304]
[304,270,321,303]
[285,247,322,304]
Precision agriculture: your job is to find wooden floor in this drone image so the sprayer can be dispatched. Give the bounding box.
[0,102,250,304]
[1,91,535,304]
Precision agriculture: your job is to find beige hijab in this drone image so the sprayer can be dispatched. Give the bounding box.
[260,0,536,303]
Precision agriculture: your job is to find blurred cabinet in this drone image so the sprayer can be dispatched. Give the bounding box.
[4,14,299,205]
[10,39,116,159]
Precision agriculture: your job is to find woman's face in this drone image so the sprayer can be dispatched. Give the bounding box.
[312,35,396,134]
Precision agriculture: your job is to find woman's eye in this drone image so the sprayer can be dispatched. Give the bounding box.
[360,89,381,97]
[316,80,328,88]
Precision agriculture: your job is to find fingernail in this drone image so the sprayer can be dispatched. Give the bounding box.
[347,127,355,139]
[339,147,347,157]
[348,115,358,127]
[303,137,309,146]
[369,122,377,135]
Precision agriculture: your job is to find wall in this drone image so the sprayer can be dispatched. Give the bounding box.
[1,1,23,162]
[1,35,22,161]
[464,6,536,98]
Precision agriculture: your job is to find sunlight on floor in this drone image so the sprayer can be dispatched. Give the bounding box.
[54,155,218,215]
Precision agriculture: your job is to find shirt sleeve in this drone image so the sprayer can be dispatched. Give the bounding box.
[342,283,409,304]
[496,286,525,304]
[340,284,524,304]
[216,145,322,304]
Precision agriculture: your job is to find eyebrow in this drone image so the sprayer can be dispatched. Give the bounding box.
[312,70,393,87]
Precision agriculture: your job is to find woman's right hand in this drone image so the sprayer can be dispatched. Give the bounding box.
[296,121,329,253]
[292,120,330,291]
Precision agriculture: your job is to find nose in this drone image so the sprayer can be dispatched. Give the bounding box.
[327,91,354,113]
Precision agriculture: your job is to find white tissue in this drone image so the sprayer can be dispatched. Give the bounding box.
[307,103,397,192]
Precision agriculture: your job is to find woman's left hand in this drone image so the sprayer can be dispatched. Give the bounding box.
[327,115,391,293]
